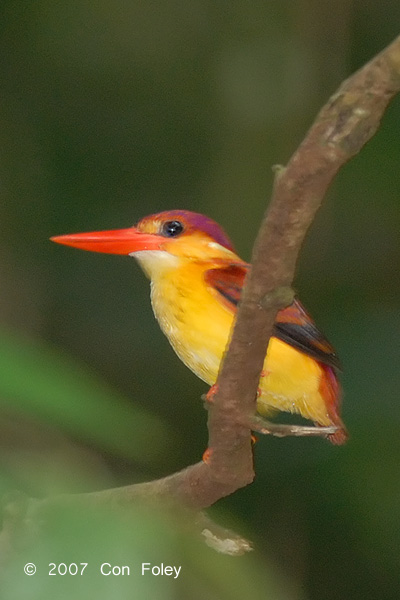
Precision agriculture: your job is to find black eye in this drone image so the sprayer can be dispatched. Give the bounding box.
[161,220,184,237]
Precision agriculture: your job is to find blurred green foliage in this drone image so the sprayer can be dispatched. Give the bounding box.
[1,1,400,598]
[0,328,169,492]
[2,502,292,600]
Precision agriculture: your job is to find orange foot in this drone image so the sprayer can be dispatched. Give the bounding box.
[205,384,219,403]
[202,447,213,464]
[251,434,258,445]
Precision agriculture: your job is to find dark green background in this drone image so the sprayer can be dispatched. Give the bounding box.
[1,2,399,599]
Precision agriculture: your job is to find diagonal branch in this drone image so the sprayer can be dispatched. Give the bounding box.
[2,34,400,549]
[202,32,400,499]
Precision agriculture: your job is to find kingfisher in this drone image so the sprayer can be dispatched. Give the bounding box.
[51,210,347,445]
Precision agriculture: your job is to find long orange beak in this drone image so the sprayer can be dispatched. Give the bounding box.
[50,228,165,255]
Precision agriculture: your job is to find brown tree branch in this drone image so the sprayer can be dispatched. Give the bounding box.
[206,32,400,493]
[2,34,400,550]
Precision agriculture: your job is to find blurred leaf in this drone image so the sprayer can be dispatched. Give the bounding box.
[2,501,297,600]
[0,329,170,465]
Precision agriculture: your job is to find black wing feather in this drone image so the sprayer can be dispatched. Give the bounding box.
[205,265,340,371]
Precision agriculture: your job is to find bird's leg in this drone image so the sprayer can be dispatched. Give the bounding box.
[202,447,213,463]
[201,384,219,411]
[248,415,338,439]
[205,384,219,403]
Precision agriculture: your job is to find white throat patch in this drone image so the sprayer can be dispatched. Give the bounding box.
[130,250,180,278]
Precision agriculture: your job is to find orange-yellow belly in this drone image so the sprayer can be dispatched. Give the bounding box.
[149,265,332,427]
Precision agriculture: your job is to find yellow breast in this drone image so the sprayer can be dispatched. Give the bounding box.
[150,261,232,384]
[138,255,330,426]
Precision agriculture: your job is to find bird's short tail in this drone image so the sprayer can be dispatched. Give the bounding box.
[319,365,348,445]
[328,423,349,445]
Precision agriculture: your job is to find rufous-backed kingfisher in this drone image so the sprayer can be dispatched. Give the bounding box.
[51,210,347,445]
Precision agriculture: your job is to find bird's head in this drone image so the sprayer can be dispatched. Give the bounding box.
[51,210,238,278]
